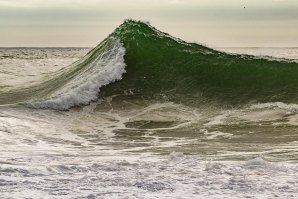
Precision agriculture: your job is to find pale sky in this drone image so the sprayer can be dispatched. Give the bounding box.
[0,0,297,47]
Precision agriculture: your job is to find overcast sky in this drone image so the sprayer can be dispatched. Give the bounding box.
[0,0,297,47]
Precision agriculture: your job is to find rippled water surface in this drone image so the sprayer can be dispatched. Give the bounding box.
[0,48,298,198]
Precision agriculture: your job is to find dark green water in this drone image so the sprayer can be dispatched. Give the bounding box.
[101,20,298,106]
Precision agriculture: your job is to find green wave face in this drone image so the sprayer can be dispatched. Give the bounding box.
[1,20,298,109]
[100,20,298,106]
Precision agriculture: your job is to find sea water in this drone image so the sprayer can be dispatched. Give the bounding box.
[0,47,297,198]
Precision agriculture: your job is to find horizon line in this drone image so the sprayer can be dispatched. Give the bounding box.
[1,46,298,49]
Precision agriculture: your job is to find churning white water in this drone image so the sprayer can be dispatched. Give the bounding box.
[0,48,298,198]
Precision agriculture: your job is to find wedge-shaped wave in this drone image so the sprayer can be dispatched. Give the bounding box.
[1,20,298,110]
[99,20,298,106]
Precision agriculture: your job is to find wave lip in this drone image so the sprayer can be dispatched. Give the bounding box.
[31,38,126,110]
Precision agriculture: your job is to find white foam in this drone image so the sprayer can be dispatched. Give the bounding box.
[204,111,233,126]
[201,129,233,139]
[168,151,186,162]
[250,102,298,113]
[242,157,288,172]
[1,152,297,199]
[31,38,126,110]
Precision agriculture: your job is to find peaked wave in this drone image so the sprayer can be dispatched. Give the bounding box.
[100,20,298,106]
[1,19,298,110]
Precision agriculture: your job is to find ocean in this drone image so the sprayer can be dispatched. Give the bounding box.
[0,20,297,198]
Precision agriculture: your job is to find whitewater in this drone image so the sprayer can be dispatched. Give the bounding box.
[0,20,298,198]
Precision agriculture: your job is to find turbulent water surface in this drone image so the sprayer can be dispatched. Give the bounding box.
[0,20,298,198]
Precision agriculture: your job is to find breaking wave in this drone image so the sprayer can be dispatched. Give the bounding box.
[1,19,298,110]
[31,38,126,110]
